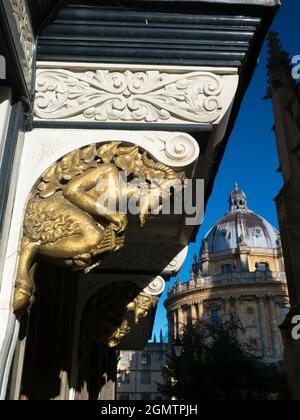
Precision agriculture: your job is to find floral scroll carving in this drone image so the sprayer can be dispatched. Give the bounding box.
[34,69,224,124]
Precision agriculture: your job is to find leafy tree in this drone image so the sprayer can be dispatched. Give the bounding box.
[161,318,290,400]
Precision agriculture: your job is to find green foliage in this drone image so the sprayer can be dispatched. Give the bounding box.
[161,318,290,400]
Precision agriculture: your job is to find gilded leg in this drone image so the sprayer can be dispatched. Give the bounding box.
[13,239,39,313]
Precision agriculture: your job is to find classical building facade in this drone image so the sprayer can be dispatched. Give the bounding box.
[267,32,300,399]
[0,0,279,400]
[166,186,290,363]
[117,342,168,401]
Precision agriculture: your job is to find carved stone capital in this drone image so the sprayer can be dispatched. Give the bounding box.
[34,62,238,125]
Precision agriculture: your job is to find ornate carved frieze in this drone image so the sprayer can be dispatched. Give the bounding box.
[10,0,34,74]
[34,63,238,125]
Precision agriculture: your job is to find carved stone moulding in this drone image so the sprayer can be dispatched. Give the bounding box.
[34,62,239,125]
[9,0,35,76]
[23,129,200,204]
[162,246,189,276]
[143,276,166,297]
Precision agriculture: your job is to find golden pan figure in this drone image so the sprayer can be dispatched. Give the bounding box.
[13,142,182,314]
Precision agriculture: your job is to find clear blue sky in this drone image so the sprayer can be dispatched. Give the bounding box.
[151,0,300,341]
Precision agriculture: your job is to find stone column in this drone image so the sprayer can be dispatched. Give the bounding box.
[173,311,177,339]
[171,311,176,341]
[191,303,197,323]
[258,296,269,358]
[197,301,204,320]
[268,296,282,358]
[174,310,179,338]
[177,307,184,335]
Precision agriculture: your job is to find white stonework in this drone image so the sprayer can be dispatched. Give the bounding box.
[143,277,166,297]
[34,62,238,125]
[9,0,35,74]
[27,129,199,182]
[0,97,25,399]
[162,247,189,276]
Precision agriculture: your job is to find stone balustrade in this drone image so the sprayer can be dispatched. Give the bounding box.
[168,271,287,296]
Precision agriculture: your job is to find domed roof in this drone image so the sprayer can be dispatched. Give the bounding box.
[202,184,280,253]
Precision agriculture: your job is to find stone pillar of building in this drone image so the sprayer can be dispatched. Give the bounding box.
[172,311,177,340]
[268,296,282,358]
[177,306,184,332]
[190,303,197,323]
[197,301,204,321]
[257,296,270,358]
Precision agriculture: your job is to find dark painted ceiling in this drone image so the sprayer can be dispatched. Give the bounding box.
[37,4,261,67]
[30,0,279,69]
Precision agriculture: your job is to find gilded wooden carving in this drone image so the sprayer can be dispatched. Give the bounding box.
[13,142,181,313]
